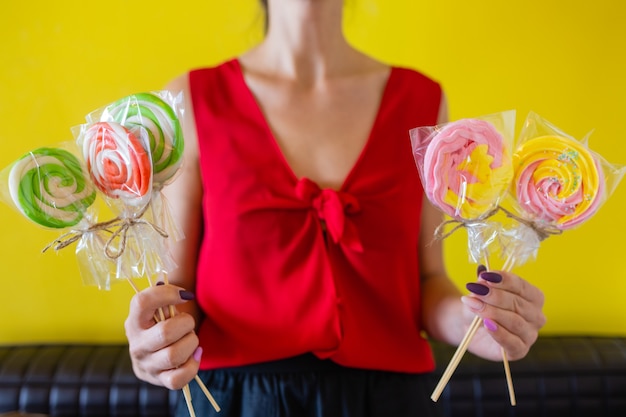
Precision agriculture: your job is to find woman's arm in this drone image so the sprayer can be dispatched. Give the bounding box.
[158,74,204,324]
[124,73,205,389]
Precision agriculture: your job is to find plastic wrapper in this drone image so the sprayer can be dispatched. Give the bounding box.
[410,110,518,404]
[74,92,183,281]
[88,90,186,241]
[498,111,626,269]
[0,142,116,289]
[409,110,516,264]
[2,91,215,414]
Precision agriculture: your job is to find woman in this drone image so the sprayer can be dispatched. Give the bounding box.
[124,0,546,415]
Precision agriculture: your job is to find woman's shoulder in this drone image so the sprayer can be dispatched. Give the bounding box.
[390,65,442,90]
[165,58,240,89]
[188,57,240,77]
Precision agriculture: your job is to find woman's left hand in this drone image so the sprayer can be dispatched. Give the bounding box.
[461,266,546,361]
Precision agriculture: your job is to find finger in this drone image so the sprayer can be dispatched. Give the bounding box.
[467,284,545,327]
[464,279,546,331]
[484,270,545,307]
[462,290,545,359]
[143,327,200,374]
[135,337,202,390]
[479,311,539,360]
[127,285,196,330]
[127,314,199,386]
[157,349,202,390]
[468,272,545,323]
[148,312,197,348]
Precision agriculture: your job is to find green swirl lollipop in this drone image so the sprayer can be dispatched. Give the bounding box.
[8,147,96,228]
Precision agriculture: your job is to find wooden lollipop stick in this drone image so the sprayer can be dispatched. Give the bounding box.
[195,374,222,412]
[431,255,517,405]
[431,315,482,402]
[500,255,518,406]
[127,278,196,416]
[126,277,221,414]
[160,274,221,413]
[431,254,489,402]
[182,385,196,417]
[501,347,516,405]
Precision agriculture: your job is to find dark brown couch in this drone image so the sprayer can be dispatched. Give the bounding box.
[2,336,625,416]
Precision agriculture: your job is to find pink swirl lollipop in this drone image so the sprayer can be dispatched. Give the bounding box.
[422,118,513,220]
[512,135,605,229]
[412,115,517,405]
[81,121,152,207]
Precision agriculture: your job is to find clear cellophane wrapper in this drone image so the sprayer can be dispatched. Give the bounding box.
[73,91,184,282]
[409,110,516,262]
[497,111,626,269]
[0,141,116,289]
[90,90,186,242]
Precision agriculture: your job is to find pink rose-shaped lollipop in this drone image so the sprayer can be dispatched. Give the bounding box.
[422,118,513,220]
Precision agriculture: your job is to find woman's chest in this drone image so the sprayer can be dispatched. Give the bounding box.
[244,72,391,190]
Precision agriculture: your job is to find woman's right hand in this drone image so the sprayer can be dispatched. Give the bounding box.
[124,284,201,390]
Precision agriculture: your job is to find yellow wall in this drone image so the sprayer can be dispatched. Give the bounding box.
[1,0,625,344]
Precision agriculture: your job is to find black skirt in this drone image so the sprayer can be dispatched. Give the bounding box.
[175,354,443,417]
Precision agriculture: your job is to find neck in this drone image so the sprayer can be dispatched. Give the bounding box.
[255,0,353,82]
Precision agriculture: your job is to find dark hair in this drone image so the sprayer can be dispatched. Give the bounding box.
[259,0,268,30]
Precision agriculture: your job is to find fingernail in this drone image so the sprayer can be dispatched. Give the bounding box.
[479,272,503,283]
[179,290,195,300]
[461,296,484,311]
[466,282,490,296]
[193,346,203,362]
[484,318,498,332]
[477,264,487,276]
[156,281,164,286]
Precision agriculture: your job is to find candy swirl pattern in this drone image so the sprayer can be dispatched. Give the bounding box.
[104,93,184,187]
[423,118,513,220]
[8,147,96,228]
[512,135,605,229]
[82,121,152,206]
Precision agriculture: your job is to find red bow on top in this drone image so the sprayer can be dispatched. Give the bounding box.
[295,178,363,252]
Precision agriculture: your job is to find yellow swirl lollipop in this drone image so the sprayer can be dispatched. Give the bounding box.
[512,134,605,229]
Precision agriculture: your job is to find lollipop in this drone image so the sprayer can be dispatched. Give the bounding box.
[98,98,216,415]
[8,147,96,228]
[423,118,514,220]
[81,121,152,207]
[512,135,605,229]
[411,114,517,405]
[103,92,184,187]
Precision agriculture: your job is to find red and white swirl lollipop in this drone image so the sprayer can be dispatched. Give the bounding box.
[103,92,184,188]
[81,121,152,208]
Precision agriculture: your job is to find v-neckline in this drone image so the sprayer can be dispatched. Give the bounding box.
[232,59,395,192]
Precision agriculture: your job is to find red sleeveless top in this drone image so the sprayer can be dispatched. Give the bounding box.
[189,59,442,373]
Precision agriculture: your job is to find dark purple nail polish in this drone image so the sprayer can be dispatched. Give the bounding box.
[156,281,165,286]
[477,264,487,276]
[479,272,503,283]
[179,290,195,301]
[466,282,490,296]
